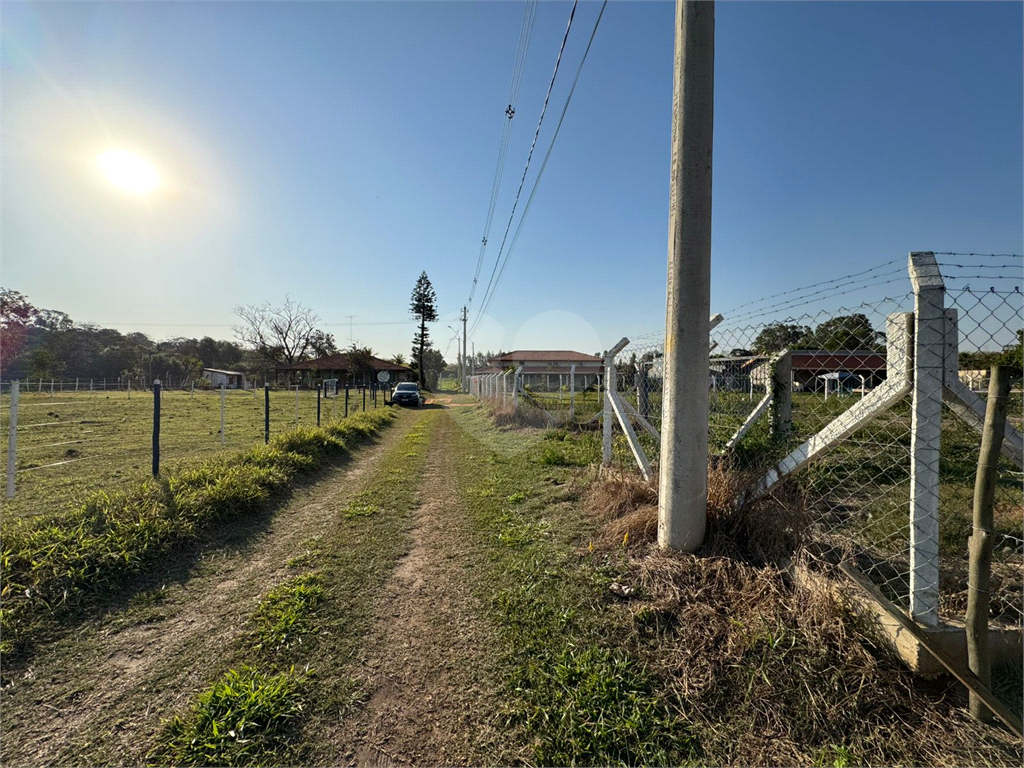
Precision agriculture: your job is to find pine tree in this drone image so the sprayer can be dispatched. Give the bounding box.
[409,272,438,388]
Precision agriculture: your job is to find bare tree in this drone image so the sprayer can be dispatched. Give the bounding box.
[233,296,320,365]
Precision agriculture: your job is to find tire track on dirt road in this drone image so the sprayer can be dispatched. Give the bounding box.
[0,411,419,768]
[335,408,509,767]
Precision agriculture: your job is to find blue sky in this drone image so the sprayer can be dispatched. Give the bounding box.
[3,1,1021,360]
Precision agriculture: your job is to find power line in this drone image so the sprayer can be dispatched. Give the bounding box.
[467,0,539,307]
[472,0,610,334]
[472,0,580,329]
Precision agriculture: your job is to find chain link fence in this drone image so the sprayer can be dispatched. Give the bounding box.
[605,252,1022,630]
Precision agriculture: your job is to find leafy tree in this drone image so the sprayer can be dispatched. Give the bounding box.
[752,323,811,355]
[806,314,883,351]
[0,289,39,373]
[999,329,1023,375]
[233,296,320,365]
[421,348,446,390]
[346,344,377,385]
[409,272,438,388]
[309,329,339,358]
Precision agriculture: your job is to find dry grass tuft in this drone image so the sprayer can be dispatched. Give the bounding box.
[583,462,1022,765]
[485,401,550,429]
[587,460,807,566]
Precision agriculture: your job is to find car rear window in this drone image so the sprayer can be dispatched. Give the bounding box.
[396,383,418,391]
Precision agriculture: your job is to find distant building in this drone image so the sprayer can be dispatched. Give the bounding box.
[275,353,415,387]
[746,350,888,392]
[202,368,248,389]
[487,350,603,391]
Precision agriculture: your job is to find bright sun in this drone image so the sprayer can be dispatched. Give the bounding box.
[96,149,160,195]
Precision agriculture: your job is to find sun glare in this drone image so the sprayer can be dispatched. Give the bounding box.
[96,149,160,195]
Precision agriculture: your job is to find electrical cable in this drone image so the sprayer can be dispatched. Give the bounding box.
[468,1,539,307]
[472,0,580,329]
[473,0,610,334]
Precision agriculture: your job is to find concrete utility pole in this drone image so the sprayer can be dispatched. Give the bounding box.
[462,306,469,393]
[658,0,715,553]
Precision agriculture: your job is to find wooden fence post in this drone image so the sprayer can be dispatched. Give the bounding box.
[966,365,1011,723]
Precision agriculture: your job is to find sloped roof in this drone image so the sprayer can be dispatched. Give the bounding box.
[490,350,602,364]
[276,354,414,373]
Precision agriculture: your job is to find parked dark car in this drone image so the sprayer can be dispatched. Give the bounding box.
[391,382,424,407]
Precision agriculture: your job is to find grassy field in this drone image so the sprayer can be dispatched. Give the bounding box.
[0,388,385,519]
[2,399,1020,766]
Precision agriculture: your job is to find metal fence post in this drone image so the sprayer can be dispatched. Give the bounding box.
[345,386,349,418]
[908,251,944,627]
[6,380,18,498]
[317,383,322,426]
[295,384,300,425]
[152,379,161,477]
[220,384,226,445]
[264,383,270,444]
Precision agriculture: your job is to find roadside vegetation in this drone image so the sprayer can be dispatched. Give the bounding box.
[149,410,436,767]
[0,409,398,668]
[449,402,1022,766]
[0,388,384,519]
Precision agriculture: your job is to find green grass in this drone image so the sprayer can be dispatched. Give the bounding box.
[151,665,308,767]
[252,573,326,652]
[0,409,398,660]
[150,410,436,767]
[0,388,386,519]
[444,412,697,766]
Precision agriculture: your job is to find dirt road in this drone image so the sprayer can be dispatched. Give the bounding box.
[1,404,509,767]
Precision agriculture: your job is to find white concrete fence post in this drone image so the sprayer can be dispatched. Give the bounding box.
[6,380,18,499]
[603,340,630,466]
[908,251,944,627]
[570,363,576,422]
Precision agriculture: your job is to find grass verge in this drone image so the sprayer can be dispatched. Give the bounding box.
[444,411,697,766]
[149,410,437,767]
[0,409,398,665]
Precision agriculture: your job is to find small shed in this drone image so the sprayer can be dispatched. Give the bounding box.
[202,368,248,389]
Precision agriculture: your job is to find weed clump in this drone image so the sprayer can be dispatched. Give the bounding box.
[152,665,307,766]
[252,573,326,651]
